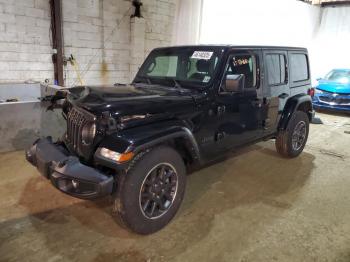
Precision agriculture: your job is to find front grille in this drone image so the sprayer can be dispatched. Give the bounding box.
[336,98,350,105]
[319,96,332,103]
[67,107,95,153]
[319,95,350,105]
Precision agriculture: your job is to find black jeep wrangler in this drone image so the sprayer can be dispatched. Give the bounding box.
[26,45,314,234]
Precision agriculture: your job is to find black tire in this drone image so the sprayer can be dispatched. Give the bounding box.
[275,111,309,158]
[112,146,186,234]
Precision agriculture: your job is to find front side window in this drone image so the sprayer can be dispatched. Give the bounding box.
[266,54,286,85]
[290,54,309,82]
[135,48,223,88]
[224,54,257,89]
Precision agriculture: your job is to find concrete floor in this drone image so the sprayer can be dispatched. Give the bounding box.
[0,112,350,262]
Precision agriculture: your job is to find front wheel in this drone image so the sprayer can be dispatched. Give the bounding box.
[112,146,186,234]
[275,111,310,158]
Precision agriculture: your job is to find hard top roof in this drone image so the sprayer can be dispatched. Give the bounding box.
[154,45,308,52]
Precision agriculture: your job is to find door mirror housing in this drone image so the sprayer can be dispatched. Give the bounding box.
[224,74,245,93]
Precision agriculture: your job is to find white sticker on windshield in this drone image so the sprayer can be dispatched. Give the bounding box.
[203,76,211,83]
[191,51,213,60]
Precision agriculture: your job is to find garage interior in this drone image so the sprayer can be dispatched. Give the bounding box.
[0,0,350,261]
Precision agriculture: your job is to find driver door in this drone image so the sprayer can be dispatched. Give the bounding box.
[215,50,266,151]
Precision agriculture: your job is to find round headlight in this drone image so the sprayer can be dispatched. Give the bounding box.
[81,122,96,145]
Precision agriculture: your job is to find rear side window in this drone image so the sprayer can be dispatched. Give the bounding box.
[290,54,309,82]
[265,54,286,85]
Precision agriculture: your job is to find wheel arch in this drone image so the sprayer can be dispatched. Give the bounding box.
[97,124,202,169]
[128,128,202,167]
[278,94,313,130]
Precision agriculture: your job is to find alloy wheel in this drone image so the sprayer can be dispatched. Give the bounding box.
[292,121,307,151]
[139,163,178,219]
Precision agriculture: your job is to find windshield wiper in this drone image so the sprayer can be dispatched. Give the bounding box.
[134,76,153,85]
[145,77,152,85]
[172,79,182,89]
[136,77,182,89]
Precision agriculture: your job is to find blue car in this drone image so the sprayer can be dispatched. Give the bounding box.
[312,69,350,113]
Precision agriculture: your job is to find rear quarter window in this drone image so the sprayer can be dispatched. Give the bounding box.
[290,54,309,82]
[265,54,286,85]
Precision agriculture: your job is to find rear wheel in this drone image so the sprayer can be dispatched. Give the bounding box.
[276,111,309,158]
[112,146,186,234]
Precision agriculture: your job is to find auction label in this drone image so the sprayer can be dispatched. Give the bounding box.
[191,51,213,60]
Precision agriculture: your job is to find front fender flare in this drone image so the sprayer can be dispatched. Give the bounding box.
[96,124,201,168]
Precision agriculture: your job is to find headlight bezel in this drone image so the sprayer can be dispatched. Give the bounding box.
[81,122,96,146]
[99,147,134,163]
[315,88,324,94]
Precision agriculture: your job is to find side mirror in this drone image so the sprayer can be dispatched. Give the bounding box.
[225,74,245,93]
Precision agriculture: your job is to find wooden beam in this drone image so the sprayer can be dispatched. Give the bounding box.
[50,0,64,86]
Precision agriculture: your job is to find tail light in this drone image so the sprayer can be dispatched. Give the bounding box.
[308,88,315,97]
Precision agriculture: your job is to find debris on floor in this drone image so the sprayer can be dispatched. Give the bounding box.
[311,117,323,124]
[319,149,345,160]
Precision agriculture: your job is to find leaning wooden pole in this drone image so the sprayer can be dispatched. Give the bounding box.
[50,0,64,86]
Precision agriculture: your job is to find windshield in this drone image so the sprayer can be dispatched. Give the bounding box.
[134,47,224,88]
[324,70,350,83]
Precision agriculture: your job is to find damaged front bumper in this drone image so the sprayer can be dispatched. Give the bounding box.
[26,138,114,200]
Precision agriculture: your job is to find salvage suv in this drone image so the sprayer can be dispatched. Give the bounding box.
[26,45,314,234]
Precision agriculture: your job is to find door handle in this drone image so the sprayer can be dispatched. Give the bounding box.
[278,93,289,99]
[251,100,262,107]
[216,106,226,116]
[215,132,225,141]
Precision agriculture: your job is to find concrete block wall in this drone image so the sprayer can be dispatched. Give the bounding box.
[0,0,177,86]
[0,0,53,83]
[62,0,132,86]
[143,0,176,53]
[130,17,146,82]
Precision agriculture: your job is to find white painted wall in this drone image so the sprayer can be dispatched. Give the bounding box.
[200,0,322,81]
[200,0,350,83]
[172,0,203,45]
[63,0,177,86]
[0,0,177,86]
[1,0,349,85]
[313,6,350,78]
[200,0,321,46]
[0,0,53,83]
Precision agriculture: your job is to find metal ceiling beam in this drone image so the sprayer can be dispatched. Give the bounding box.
[300,0,350,5]
[321,0,350,6]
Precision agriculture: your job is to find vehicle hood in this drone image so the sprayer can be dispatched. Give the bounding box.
[316,80,350,94]
[68,84,202,118]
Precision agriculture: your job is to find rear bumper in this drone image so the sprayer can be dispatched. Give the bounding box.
[26,138,114,200]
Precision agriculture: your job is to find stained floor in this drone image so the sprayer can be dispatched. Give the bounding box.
[0,112,350,262]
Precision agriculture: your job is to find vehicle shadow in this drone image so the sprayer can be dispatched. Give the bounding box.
[315,108,350,117]
[1,142,315,261]
[181,141,314,214]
